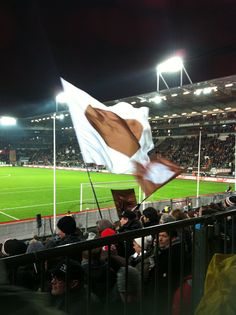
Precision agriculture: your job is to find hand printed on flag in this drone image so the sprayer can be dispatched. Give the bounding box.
[61,78,154,174]
[85,105,142,157]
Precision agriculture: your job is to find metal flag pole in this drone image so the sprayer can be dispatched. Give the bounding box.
[53,112,57,233]
[86,166,103,219]
[235,132,236,191]
[53,98,59,233]
[196,129,202,207]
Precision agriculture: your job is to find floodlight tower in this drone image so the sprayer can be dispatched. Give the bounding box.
[156,56,192,91]
[0,116,17,126]
[52,94,65,233]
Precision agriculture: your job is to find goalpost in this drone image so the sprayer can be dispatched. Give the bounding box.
[80,180,143,211]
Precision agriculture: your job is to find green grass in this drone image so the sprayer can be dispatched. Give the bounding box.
[0,166,227,222]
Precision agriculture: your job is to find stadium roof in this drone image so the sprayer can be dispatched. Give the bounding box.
[106,74,236,118]
[24,74,236,122]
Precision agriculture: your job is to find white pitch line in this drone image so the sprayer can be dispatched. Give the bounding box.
[0,186,82,195]
[0,211,19,220]
[2,199,81,211]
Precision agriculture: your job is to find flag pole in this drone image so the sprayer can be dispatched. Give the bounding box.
[53,112,57,233]
[86,166,103,219]
[196,129,202,207]
[234,132,236,191]
[53,99,59,233]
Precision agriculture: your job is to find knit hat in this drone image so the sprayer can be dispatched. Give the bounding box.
[224,195,236,208]
[51,259,84,283]
[117,266,141,294]
[134,235,152,250]
[57,216,76,235]
[120,210,136,221]
[101,228,116,251]
[101,228,116,238]
[2,239,27,256]
[96,219,113,233]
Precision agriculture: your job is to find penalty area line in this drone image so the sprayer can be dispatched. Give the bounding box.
[0,211,19,220]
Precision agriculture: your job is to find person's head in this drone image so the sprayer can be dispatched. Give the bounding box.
[224,195,236,208]
[1,239,27,256]
[171,209,187,221]
[82,247,102,262]
[57,216,76,238]
[142,207,159,224]
[159,213,175,224]
[119,211,136,226]
[96,219,113,234]
[158,231,170,249]
[50,259,84,296]
[133,239,142,255]
[158,230,178,249]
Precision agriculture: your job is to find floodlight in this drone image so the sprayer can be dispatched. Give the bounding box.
[156,56,183,74]
[0,116,17,126]
[156,55,192,91]
[57,114,65,120]
[151,96,162,104]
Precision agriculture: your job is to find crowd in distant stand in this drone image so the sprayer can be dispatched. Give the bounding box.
[0,194,236,315]
[1,134,234,173]
[157,133,235,170]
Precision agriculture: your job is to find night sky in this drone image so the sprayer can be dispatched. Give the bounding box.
[0,0,236,117]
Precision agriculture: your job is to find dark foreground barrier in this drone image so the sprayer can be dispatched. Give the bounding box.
[1,207,236,315]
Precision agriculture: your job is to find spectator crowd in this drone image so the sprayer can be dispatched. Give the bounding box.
[0,193,236,315]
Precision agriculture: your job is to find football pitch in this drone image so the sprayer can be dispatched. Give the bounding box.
[0,166,227,223]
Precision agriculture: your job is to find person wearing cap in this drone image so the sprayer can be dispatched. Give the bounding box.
[50,259,99,314]
[117,210,142,233]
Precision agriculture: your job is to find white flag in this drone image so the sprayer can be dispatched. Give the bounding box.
[134,155,182,197]
[61,79,154,174]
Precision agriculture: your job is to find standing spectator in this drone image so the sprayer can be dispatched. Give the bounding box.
[150,230,191,315]
[117,211,142,233]
[117,211,142,258]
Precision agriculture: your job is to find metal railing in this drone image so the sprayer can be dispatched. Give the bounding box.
[1,207,236,315]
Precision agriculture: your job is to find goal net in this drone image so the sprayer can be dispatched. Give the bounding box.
[80,180,143,211]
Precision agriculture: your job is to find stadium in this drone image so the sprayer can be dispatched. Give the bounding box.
[0,73,235,223]
[0,69,236,315]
